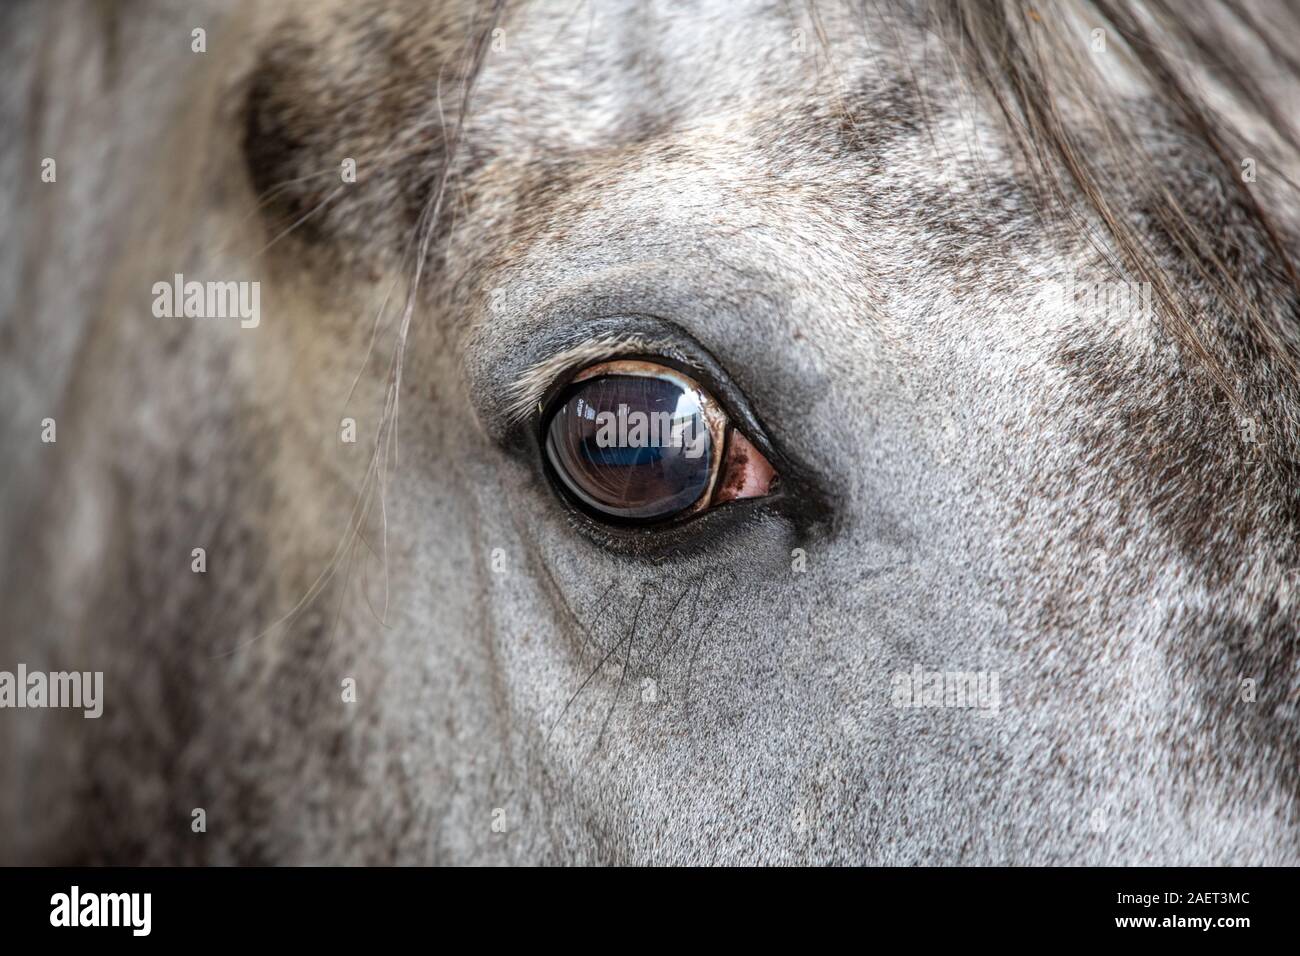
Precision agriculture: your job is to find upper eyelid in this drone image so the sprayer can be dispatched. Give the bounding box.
[506,332,669,424]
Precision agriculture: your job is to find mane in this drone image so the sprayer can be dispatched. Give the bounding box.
[923,0,1300,413]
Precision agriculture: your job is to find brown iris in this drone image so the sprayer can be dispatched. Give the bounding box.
[543,360,777,523]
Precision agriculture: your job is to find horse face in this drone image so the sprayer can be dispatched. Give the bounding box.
[353,0,1294,863]
[5,0,1298,864]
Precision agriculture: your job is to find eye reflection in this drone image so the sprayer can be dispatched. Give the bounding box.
[545,363,719,521]
[541,358,781,525]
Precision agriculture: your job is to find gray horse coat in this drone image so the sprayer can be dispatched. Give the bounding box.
[1,0,1298,864]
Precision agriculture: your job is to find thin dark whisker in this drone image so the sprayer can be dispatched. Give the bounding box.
[249,183,348,258]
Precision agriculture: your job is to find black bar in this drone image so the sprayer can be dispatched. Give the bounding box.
[0,867,1282,943]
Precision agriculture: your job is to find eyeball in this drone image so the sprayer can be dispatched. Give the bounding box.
[542,359,777,523]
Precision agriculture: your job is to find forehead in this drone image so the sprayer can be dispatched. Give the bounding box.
[456,0,1044,282]
[473,0,909,136]
[454,2,1071,436]
[468,0,929,156]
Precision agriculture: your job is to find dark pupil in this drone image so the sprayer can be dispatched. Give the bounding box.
[545,374,713,520]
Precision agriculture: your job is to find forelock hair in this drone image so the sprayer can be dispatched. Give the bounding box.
[921,0,1300,409]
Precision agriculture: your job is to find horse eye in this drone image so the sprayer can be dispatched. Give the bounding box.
[542,359,777,523]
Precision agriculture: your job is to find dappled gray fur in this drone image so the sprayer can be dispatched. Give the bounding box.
[2,0,1299,864]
